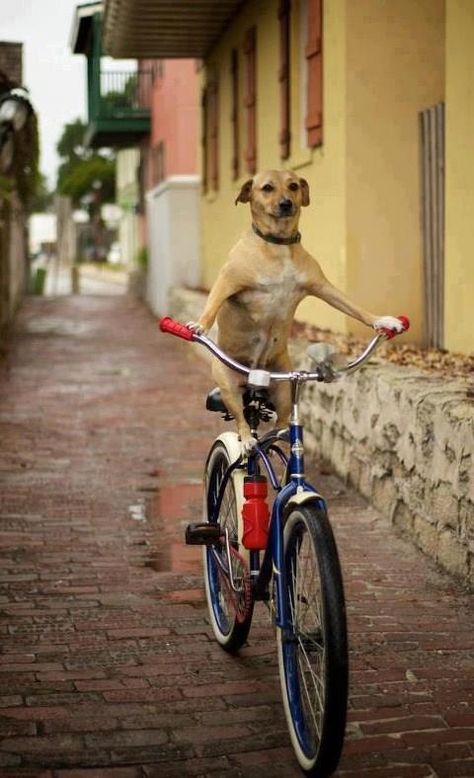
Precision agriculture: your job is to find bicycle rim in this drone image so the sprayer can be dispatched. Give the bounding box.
[203,442,253,651]
[277,505,348,775]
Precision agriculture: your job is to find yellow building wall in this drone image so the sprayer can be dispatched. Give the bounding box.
[200,0,349,334]
[200,0,447,345]
[345,0,445,342]
[445,0,474,355]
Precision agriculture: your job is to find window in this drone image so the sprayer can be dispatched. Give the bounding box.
[201,79,219,193]
[201,87,208,193]
[208,79,219,190]
[243,26,257,174]
[230,49,240,180]
[279,0,291,160]
[305,0,323,147]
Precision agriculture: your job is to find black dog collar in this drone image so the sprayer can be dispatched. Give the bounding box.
[252,223,301,245]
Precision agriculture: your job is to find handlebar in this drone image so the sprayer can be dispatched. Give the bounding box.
[159,315,409,385]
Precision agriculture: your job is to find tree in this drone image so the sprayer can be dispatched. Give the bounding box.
[30,172,54,213]
[59,155,115,206]
[56,117,89,164]
[56,118,116,208]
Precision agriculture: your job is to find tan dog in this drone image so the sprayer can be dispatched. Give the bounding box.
[191,169,403,453]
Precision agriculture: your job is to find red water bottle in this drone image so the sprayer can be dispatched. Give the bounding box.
[242,475,270,550]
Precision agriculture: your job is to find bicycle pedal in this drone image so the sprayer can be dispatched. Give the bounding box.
[185,522,222,546]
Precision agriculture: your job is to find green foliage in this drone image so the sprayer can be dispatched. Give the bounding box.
[101,73,139,116]
[0,173,13,201]
[56,117,89,163]
[30,172,54,213]
[60,155,115,206]
[135,245,148,269]
[56,118,116,208]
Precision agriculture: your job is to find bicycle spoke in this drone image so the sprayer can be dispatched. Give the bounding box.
[298,635,325,712]
[285,519,328,752]
[298,650,322,740]
[204,446,253,645]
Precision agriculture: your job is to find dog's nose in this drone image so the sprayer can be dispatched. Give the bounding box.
[279,198,293,212]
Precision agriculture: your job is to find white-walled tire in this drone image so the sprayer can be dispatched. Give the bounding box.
[203,436,253,652]
[277,505,348,776]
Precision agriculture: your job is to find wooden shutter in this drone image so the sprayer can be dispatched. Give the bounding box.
[244,27,257,174]
[230,49,240,180]
[279,0,291,159]
[201,87,208,193]
[208,79,219,190]
[420,103,445,349]
[306,0,322,147]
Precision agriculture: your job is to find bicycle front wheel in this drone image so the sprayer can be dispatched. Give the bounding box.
[203,439,253,652]
[277,504,348,776]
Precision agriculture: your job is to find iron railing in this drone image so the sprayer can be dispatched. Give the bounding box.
[99,70,152,117]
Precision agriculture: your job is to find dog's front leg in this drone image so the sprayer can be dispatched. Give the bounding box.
[212,360,256,456]
[191,268,242,334]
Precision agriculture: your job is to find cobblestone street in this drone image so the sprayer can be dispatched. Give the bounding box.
[0,293,472,778]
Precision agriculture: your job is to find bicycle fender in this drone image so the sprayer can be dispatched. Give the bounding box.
[284,490,324,516]
[214,431,242,464]
[211,432,249,567]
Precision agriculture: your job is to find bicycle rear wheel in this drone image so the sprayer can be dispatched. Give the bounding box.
[277,504,348,776]
[203,438,253,652]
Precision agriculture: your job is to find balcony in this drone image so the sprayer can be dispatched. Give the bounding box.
[71,3,151,149]
[85,68,152,148]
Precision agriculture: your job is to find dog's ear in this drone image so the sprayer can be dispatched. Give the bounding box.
[235,179,253,205]
[299,177,310,207]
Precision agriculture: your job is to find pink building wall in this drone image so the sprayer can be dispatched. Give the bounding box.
[150,59,199,180]
[136,59,198,250]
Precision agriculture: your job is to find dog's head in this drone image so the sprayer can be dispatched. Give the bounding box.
[235,170,310,234]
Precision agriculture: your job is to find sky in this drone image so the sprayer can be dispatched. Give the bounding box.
[2,0,86,187]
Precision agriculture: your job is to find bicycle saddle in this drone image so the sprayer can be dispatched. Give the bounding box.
[205,387,275,424]
[206,387,228,414]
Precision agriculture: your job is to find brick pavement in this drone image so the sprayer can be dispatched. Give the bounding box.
[0,294,472,778]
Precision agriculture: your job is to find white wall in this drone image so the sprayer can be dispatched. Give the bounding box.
[116,149,140,267]
[146,175,201,316]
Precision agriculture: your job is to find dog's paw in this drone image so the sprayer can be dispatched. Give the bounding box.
[186,321,206,335]
[373,316,404,334]
[239,433,258,457]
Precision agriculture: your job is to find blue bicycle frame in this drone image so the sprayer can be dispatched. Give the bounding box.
[159,314,407,630]
[247,422,326,629]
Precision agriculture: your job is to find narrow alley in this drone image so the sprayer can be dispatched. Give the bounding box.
[0,293,472,778]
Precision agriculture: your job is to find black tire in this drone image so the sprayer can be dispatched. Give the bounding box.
[203,440,253,652]
[277,504,348,776]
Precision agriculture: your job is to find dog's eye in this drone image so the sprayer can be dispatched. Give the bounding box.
[288,182,299,191]
[262,184,274,193]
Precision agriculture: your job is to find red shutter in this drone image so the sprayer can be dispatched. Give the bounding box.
[244,26,257,175]
[306,0,323,147]
[201,87,208,193]
[279,0,290,159]
[208,79,219,190]
[230,49,239,180]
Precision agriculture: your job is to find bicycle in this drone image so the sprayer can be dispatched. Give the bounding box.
[159,314,409,777]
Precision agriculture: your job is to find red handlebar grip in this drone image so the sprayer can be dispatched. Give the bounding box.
[380,315,410,340]
[398,315,410,332]
[159,317,195,341]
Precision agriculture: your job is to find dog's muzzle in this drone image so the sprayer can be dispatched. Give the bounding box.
[277,198,295,217]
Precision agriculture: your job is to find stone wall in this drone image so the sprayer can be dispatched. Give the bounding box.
[168,287,474,585]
